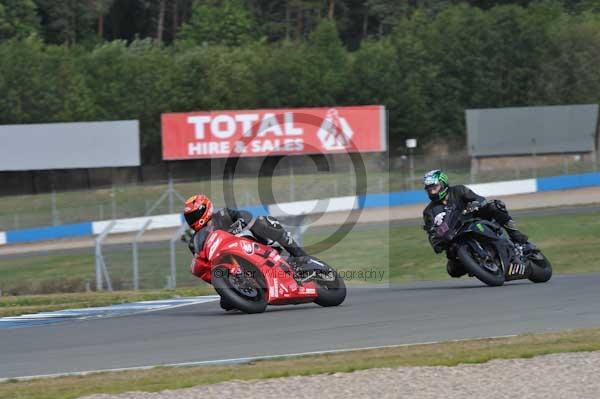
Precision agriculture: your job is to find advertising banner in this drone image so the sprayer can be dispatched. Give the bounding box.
[161,105,386,160]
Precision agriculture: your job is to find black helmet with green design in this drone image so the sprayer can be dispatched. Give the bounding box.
[423,169,449,202]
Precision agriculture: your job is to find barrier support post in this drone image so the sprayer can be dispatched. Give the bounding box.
[95,220,116,291]
[169,223,188,289]
[132,219,152,290]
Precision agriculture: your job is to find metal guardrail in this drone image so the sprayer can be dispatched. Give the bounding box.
[3,154,598,232]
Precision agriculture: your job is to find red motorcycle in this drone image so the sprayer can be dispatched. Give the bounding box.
[190,228,346,313]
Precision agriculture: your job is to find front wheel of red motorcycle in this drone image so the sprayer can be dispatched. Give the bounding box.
[212,266,267,314]
[314,271,346,307]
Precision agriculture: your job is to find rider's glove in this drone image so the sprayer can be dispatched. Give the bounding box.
[464,201,480,214]
[229,219,246,235]
[180,229,192,243]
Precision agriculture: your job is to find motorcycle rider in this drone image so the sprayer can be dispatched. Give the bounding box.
[422,169,529,278]
[182,193,308,278]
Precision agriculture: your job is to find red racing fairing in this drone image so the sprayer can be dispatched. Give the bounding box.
[191,229,318,304]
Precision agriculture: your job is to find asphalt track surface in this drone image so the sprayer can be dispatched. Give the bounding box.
[1,273,600,379]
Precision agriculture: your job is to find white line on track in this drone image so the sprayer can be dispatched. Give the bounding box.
[0,296,220,326]
[0,334,518,382]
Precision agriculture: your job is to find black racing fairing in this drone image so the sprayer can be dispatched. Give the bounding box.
[431,208,546,285]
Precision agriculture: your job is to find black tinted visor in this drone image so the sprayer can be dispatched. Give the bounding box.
[184,204,206,226]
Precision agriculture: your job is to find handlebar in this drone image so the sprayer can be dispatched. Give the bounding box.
[463,202,480,215]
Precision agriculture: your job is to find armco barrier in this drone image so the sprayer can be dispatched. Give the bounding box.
[91,215,183,235]
[269,196,358,218]
[239,205,270,217]
[5,223,93,243]
[377,190,426,207]
[0,204,270,245]
[1,172,599,246]
[469,179,537,197]
[537,172,600,192]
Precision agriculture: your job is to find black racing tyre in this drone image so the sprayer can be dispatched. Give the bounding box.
[212,266,267,314]
[314,271,347,307]
[457,244,505,287]
[219,297,236,311]
[527,252,553,283]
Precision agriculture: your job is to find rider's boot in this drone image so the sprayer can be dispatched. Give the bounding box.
[280,231,308,258]
[503,220,528,244]
[280,232,314,281]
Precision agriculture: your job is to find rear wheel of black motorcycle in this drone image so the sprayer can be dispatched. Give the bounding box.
[528,253,553,283]
[314,271,346,307]
[457,245,505,287]
[212,266,267,314]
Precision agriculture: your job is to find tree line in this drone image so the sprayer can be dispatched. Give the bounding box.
[0,0,599,162]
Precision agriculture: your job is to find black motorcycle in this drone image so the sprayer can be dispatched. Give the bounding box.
[431,207,552,286]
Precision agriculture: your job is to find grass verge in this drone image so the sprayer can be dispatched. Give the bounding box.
[2,327,600,399]
[0,286,215,318]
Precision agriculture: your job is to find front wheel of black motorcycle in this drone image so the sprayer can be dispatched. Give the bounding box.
[212,266,268,314]
[527,252,553,283]
[457,244,505,287]
[314,270,347,307]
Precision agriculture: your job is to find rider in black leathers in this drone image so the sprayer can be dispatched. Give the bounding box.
[422,170,529,278]
[183,194,307,259]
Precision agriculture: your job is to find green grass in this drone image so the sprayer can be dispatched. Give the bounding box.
[1,208,599,299]
[0,243,203,295]
[2,327,599,399]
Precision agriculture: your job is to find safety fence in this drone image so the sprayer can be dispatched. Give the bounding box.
[2,151,598,232]
[2,171,599,247]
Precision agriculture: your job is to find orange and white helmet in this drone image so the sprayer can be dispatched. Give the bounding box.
[183,194,213,232]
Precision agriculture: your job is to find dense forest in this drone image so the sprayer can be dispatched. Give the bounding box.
[0,0,599,162]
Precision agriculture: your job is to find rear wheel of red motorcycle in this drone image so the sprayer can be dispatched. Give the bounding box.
[212,266,267,314]
[314,272,346,307]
